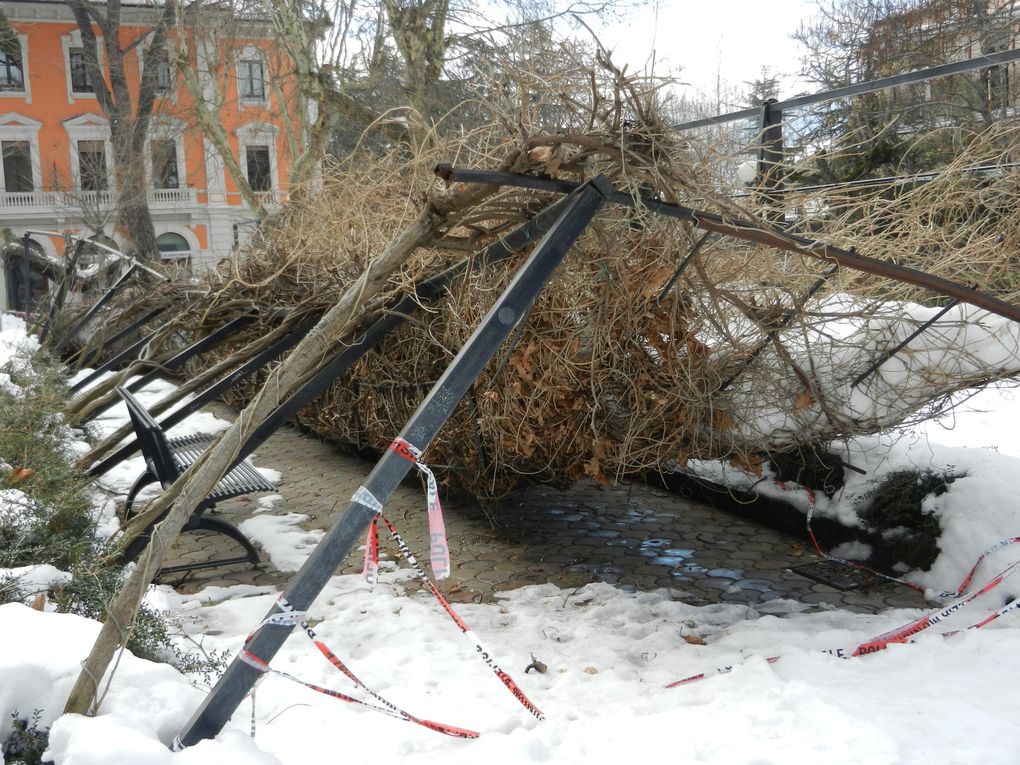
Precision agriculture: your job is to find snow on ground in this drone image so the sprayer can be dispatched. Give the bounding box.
[3,312,1020,763]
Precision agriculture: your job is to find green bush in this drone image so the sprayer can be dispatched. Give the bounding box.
[0,347,99,571]
[859,468,955,571]
[0,344,223,681]
[2,711,48,765]
[51,566,225,680]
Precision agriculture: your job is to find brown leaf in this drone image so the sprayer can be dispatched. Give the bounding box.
[8,467,35,485]
[584,666,598,675]
[30,593,46,611]
[729,452,765,476]
[793,389,814,412]
[686,337,711,359]
[712,410,736,432]
[682,633,707,646]
[529,145,555,164]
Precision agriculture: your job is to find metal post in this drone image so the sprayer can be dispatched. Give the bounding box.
[72,306,167,370]
[756,98,784,224]
[78,313,256,418]
[176,178,609,748]
[86,316,319,478]
[50,263,138,354]
[229,190,582,471]
[69,329,159,394]
[20,233,31,321]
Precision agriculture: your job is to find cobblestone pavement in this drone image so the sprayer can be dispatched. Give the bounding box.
[154,403,928,614]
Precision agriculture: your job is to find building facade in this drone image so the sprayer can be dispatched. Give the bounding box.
[0,0,300,273]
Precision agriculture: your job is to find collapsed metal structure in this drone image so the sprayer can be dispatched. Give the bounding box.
[178,165,1020,745]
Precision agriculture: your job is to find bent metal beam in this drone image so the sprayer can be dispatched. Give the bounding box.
[435,164,1020,326]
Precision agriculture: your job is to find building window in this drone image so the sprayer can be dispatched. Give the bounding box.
[151,138,179,189]
[2,141,32,192]
[69,48,94,93]
[152,47,173,95]
[0,52,24,92]
[156,232,190,256]
[237,59,265,101]
[77,140,107,190]
[245,144,272,191]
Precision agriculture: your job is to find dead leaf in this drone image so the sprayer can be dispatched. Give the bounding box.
[30,593,46,611]
[793,389,814,412]
[682,633,707,646]
[525,654,548,674]
[712,410,736,432]
[686,337,711,359]
[729,452,765,476]
[584,666,598,675]
[8,467,35,484]
[529,145,555,164]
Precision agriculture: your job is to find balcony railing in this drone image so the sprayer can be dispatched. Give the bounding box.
[0,187,199,211]
[150,188,199,205]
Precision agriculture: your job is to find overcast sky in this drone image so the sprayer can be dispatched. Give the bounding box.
[596,0,819,106]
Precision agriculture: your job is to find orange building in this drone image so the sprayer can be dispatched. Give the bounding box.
[0,0,301,270]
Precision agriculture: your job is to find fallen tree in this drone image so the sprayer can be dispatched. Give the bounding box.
[65,52,1020,713]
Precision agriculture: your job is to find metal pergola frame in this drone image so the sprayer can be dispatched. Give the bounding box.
[177,159,1020,746]
[177,175,611,747]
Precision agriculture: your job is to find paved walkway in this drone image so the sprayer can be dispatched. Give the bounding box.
[155,403,928,613]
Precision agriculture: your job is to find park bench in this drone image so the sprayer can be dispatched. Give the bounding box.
[115,386,277,576]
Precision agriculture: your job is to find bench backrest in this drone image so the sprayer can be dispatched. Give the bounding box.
[115,386,180,486]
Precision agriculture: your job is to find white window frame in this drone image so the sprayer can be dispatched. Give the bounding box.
[61,30,104,104]
[146,117,187,191]
[0,35,31,103]
[155,224,200,261]
[0,113,41,193]
[235,46,268,105]
[64,114,113,192]
[236,122,279,193]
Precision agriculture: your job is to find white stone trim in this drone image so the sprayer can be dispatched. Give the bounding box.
[0,112,42,192]
[136,32,177,103]
[63,114,113,191]
[0,35,32,103]
[155,223,200,260]
[236,121,279,192]
[61,30,103,104]
[146,116,187,190]
[234,45,268,106]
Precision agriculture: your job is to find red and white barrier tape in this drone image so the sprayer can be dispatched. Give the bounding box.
[239,507,544,740]
[240,598,478,738]
[389,437,451,580]
[376,514,546,721]
[781,482,1020,601]
[665,556,1020,688]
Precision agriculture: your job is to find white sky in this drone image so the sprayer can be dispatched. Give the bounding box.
[596,0,820,107]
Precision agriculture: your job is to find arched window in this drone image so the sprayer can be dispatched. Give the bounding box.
[156,232,190,256]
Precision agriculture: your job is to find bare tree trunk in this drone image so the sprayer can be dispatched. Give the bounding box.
[63,177,504,716]
[66,0,173,258]
[383,0,450,128]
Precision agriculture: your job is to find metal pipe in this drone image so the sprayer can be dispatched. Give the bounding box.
[435,166,1020,325]
[673,48,1020,131]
